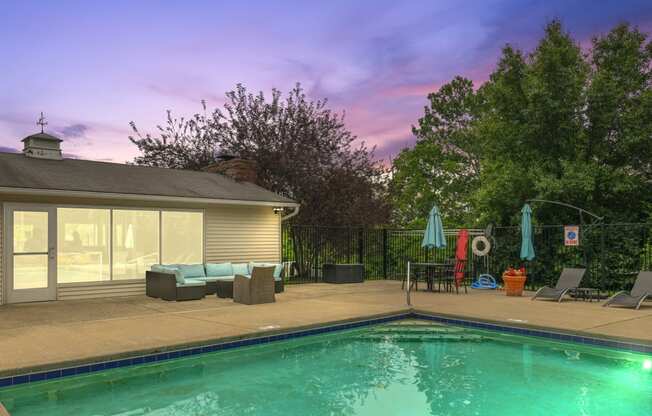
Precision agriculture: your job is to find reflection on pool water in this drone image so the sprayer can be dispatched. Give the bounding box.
[1,320,650,415]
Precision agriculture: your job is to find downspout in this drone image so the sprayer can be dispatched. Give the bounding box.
[280,206,300,280]
[281,206,300,222]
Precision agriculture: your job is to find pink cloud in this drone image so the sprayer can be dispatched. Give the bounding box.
[380,82,442,98]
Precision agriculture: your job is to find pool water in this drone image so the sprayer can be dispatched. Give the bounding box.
[1,320,650,415]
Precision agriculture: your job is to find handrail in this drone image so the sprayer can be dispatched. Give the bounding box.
[406,261,411,306]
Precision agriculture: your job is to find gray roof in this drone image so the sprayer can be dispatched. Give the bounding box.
[0,152,295,205]
[21,132,62,143]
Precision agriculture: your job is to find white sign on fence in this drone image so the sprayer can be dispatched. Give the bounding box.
[564,225,580,246]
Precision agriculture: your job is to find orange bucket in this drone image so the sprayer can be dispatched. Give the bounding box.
[502,273,527,296]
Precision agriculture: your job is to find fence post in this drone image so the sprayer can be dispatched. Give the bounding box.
[382,228,388,279]
[357,228,364,264]
[313,228,319,283]
[600,223,605,292]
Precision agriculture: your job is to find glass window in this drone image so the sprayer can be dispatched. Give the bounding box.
[54,207,203,283]
[13,211,49,289]
[57,208,110,283]
[14,255,48,289]
[161,211,203,264]
[112,210,159,280]
[13,211,48,253]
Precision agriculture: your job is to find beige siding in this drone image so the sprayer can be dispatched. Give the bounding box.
[205,205,281,263]
[57,281,145,300]
[0,194,283,302]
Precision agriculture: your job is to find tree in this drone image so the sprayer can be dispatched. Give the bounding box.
[130,84,390,227]
[390,20,652,227]
[389,77,481,227]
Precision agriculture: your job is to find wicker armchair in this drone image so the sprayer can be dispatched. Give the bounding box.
[233,266,276,305]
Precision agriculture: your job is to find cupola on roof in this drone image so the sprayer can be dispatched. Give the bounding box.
[21,113,63,160]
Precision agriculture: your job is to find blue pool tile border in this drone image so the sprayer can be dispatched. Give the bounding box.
[1,311,650,389]
[0,313,410,389]
[412,312,652,354]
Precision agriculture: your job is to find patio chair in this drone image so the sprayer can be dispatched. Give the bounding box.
[401,265,426,291]
[439,260,468,294]
[531,268,586,302]
[234,266,276,305]
[603,271,652,310]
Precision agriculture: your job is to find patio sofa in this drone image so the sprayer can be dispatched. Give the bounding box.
[146,262,284,301]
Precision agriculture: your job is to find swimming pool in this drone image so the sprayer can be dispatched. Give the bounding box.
[1,320,650,415]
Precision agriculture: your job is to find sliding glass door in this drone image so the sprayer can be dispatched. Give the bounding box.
[54,207,202,282]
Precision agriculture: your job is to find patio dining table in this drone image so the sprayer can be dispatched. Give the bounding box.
[409,262,451,292]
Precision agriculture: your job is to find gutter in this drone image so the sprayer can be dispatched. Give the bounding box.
[281,205,300,221]
[0,186,299,208]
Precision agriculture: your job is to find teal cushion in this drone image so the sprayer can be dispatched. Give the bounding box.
[195,275,237,282]
[247,262,256,274]
[152,264,185,285]
[272,264,283,279]
[193,276,219,282]
[206,262,233,277]
[250,263,283,280]
[152,264,175,272]
[232,263,249,275]
[177,279,206,288]
[178,264,206,279]
[215,275,236,281]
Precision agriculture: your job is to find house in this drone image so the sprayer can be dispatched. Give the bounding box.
[0,131,298,304]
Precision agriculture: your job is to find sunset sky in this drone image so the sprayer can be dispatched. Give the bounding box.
[1,0,651,163]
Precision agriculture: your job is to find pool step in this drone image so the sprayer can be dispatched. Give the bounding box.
[371,325,465,335]
[356,323,484,342]
[357,333,484,342]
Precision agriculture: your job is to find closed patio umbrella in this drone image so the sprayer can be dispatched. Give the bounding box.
[520,204,535,261]
[455,229,469,261]
[454,229,469,287]
[422,205,446,249]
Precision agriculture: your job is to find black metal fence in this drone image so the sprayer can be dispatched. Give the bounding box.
[282,223,652,292]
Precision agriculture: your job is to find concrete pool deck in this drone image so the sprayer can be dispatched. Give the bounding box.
[0,280,650,376]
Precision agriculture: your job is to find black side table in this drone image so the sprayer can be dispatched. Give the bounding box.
[215,280,234,298]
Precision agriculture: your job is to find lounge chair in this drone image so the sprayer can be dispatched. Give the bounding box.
[234,266,276,305]
[603,271,652,310]
[531,268,586,302]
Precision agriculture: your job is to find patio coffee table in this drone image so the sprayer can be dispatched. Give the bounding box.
[215,280,234,299]
[570,287,600,302]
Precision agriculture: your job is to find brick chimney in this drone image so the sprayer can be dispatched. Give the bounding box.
[204,154,258,184]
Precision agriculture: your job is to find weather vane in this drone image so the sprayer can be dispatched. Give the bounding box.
[36,112,48,133]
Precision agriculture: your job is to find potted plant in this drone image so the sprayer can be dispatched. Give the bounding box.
[502,266,527,296]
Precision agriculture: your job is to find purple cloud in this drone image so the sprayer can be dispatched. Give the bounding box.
[57,123,89,140]
[0,146,19,153]
[0,1,650,163]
